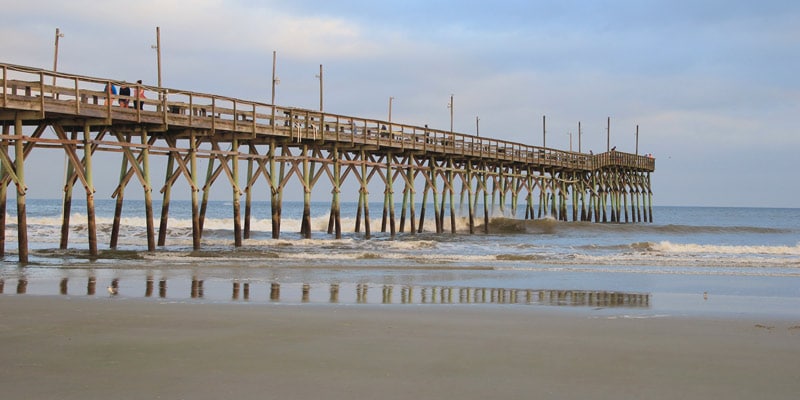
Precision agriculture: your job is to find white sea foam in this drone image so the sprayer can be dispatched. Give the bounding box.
[651,241,800,256]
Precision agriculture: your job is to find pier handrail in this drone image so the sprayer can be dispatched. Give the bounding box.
[1,62,654,172]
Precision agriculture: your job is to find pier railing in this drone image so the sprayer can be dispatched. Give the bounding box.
[1,62,654,172]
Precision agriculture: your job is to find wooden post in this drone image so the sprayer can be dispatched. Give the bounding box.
[244,156,253,239]
[387,152,396,237]
[623,182,630,223]
[232,135,242,247]
[301,144,312,239]
[360,150,371,239]
[269,140,281,239]
[430,158,442,234]
[83,121,97,257]
[408,160,417,235]
[199,151,215,235]
[330,145,341,238]
[448,159,456,233]
[466,162,475,234]
[498,165,506,216]
[399,169,409,233]
[142,128,156,251]
[157,151,175,246]
[110,135,129,249]
[60,129,77,249]
[0,123,8,257]
[647,173,653,223]
[12,116,28,262]
[190,133,201,250]
[381,160,389,234]
[511,168,519,218]
[482,171,490,233]
[417,179,428,233]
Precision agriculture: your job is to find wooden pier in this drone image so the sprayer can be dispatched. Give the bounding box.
[0,62,654,263]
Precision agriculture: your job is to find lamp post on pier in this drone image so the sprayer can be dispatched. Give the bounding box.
[476,116,480,137]
[448,94,454,133]
[151,27,162,110]
[52,28,64,95]
[150,27,162,89]
[542,115,546,148]
[635,124,639,155]
[271,51,279,105]
[578,121,582,153]
[316,64,324,112]
[388,96,394,122]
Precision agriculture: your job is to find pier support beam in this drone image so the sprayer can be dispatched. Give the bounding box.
[157,151,175,246]
[83,122,97,257]
[190,133,201,250]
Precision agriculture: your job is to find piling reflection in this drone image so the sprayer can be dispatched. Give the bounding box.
[3,277,650,309]
[330,283,339,303]
[191,277,204,298]
[17,278,27,294]
[145,275,154,297]
[87,277,96,295]
[270,282,280,301]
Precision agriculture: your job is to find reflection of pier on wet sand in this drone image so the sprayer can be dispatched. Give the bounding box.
[0,277,649,309]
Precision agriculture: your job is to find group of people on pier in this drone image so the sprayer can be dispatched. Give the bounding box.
[103,80,146,109]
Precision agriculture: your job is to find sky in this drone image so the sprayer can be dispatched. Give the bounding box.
[1,0,799,207]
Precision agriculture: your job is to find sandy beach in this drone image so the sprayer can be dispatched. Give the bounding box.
[0,295,798,400]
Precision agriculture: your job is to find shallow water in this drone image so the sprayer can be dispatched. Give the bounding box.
[2,200,799,318]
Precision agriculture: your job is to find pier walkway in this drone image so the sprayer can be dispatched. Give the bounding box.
[1,62,654,262]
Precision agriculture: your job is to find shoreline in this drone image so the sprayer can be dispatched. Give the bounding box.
[1,295,798,399]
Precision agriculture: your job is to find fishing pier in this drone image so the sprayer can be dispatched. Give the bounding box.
[0,62,655,263]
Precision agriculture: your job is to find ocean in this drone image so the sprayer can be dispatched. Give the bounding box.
[2,199,799,319]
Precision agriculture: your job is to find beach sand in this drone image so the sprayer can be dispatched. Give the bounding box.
[1,295,798,400]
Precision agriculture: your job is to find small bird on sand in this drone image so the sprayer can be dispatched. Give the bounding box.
[108,279,119,296]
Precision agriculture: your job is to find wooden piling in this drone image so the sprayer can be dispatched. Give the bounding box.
[142,128,156,251]
[301,144,312,238]
[431,158,442,233]
[59,129,77,250]
[243,156,253,240]
[110,135,128,249]
[329,145,342,238]
[407,159,417,234]
[190,133,201,250]
[0,123,8,257]
[387,152,396,237]
[268,139,281,239]
[198,152,214,236]
[417,177,428,233]
[448,158,456,233]
[360,150,371,238]
[157,151,175,246]
[466,162,475,234]
[83,122,97,257]
[231,135,242,247]
[14,116,28,262]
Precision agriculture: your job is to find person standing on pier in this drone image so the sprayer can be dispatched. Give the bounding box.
[134,80,146,110]
[104,82,117,105]
[119,84,131,108]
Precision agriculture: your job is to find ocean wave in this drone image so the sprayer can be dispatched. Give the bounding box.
[650,241,800,256]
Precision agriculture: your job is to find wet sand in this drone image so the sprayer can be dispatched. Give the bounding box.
[1,296,798,400]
